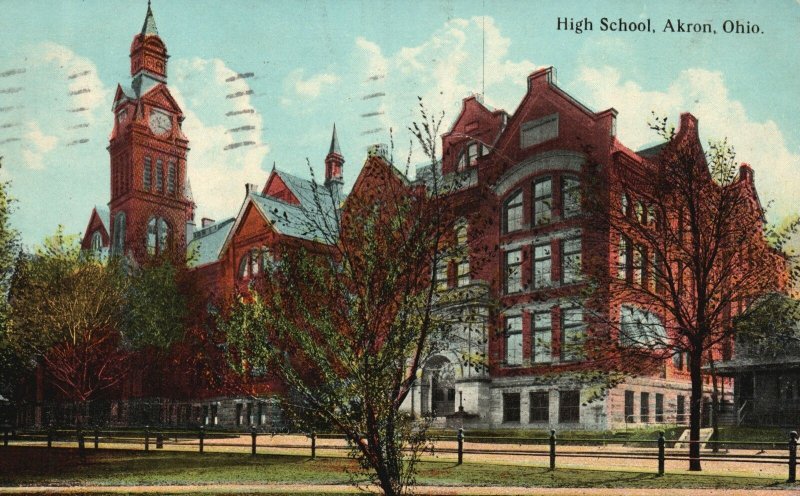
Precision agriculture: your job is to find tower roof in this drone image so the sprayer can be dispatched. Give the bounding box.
[141,0,159,36]
[328,123,342,156]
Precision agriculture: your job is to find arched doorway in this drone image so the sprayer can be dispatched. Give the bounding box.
[422,356,456,416]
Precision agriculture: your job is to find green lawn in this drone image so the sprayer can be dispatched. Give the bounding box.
[0,446,793,492]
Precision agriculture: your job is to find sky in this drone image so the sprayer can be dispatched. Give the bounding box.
[0,0,798,247]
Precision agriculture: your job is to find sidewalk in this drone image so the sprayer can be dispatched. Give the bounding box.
[0,484,797,495]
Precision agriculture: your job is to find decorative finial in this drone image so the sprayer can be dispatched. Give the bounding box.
[328,123,341,156]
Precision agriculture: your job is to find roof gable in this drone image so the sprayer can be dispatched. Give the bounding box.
[80,206,110,249]
[141,84,183,114]
[262,171,301,205]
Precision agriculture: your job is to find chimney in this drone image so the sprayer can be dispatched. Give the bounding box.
[202,217,215,228]
[367,143,389,161]
[739,163,754,182]
[245,183,259,195]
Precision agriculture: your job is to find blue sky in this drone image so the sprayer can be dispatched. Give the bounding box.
[1,0,798,246]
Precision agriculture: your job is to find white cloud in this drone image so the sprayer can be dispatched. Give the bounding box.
[575,65,800,222]
[350,17,538,167]
[291,70,341,98]
[170,57,270,223]
[21,121,58,170]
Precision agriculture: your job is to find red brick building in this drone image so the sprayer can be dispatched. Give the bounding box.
[78,4,775,430]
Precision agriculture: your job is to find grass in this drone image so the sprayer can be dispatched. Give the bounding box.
[0,446,792,491]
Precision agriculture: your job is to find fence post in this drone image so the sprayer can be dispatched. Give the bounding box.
[77,426,85,460]
[156,432,163,449]
[94,427,99,449]
[2,427,8,447]
[199,425,205,454]
[549,430,556,471]
[145,425,150,452]
[311,432,317,460]
[251,426,257,456]
[457,428,464,465]
[657,431,665,476]
[789,431,797,483]
[47,424,53,448]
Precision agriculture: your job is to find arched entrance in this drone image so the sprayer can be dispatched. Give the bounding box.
[421,356,456,416]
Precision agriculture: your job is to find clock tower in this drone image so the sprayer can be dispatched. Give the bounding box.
[108,1,194,262]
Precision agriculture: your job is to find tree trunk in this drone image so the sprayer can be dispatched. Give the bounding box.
[689,348,703,471]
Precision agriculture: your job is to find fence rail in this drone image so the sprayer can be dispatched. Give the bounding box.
[1,426,798,483]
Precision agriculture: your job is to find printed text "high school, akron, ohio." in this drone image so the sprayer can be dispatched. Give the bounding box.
[556,17,763,35]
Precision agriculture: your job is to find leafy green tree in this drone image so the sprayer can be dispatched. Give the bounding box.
[0,159,23,404]
[8,230,130,415]
[220,107,469,496]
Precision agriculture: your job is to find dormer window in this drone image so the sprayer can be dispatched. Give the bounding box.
[456,142,482,171]
[91,231,102,251]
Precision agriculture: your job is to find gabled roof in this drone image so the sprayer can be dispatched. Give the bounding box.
[250,192,336,242]
[187,217,235,268]
[94,205,110,231]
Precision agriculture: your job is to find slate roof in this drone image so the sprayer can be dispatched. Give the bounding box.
[187,218,235,267]
[636,141,668,157]
[141,1,159,36]
[95,205,110,232]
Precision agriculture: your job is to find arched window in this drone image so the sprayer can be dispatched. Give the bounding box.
[561,175,581,218]
[503,190,523,233]
[260,247,274,272]
[167,161,176,194]
[91,231,103,251]
[533,177,552,226]
[146,217,171,255]
[112,212,126,256]
[143,157,152,190]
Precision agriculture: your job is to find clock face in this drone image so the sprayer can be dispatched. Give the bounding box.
[149,110,172,135]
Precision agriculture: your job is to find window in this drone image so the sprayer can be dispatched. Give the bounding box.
[620,305,666,347]
[633,244,645,285]
[503,392,521,422]
[505,315,523,366]
[504,190,523,233]
[155,159,163,192]
[635,201,645,223]
[504,249,523,294]
[561,238,581,284]
[112,211,126,255]
[532,311,552,363]
[143,157,152,190]
[640,392,650,423]
[456,222,468,246]
[624,390,635,423]
[677,395,686,423]
[239,249,267,281]
[146,217,171,255]
[559,390,580,423]
[561,307,584,362]
[467,142,479,166]
[672,350,684,370]
[617,235,630,280]
[532,243,551,289]
[655,393,664,423]
[520,113,558,148]
[435,260,449,291]
[621,193,629,216]
[562,175,581,218]
[650,251,660,292]
[261,248,274,273]
[457,259,470,287]
[533,177,552,226]
[647,205,656,227]
[235,403,243,427]
[529,392,549,423]
[91,231,102,251]
[167,161,176,194]
[210,404,218,425]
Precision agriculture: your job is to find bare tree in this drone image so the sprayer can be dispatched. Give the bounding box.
[583,114,795,471]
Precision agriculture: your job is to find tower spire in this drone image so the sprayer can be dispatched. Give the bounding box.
[328,123,342,156]
[141,0,159,36]
[325,124,344,191]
